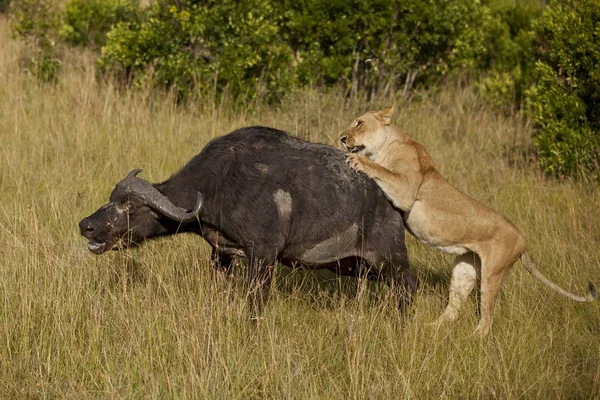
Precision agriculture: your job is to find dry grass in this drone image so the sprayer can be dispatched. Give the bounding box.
[0,18,599,399]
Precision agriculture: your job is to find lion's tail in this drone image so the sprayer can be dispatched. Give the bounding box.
[520,251,596,302]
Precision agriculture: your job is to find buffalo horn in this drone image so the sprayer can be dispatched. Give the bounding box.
[119,169,203,223]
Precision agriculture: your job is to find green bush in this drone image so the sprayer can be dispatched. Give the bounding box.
[59,0,140,49]
[280,0,491,97]
[479,0,542,109]
[97,0,494,101]
[6,0,507,102]
[9,0,62,82]
[0,0,10,13]
[526,0,600,178]
[99,0,294,101]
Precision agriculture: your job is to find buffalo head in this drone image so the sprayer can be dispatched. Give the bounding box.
[79,169,203,254]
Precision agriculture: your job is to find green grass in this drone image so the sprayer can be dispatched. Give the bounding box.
[1,19,599,398]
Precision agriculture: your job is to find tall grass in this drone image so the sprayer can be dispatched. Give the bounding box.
[1,18,599,398]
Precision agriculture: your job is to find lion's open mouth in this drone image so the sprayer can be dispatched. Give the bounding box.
[87,240,107,255]
[350,145,365,153]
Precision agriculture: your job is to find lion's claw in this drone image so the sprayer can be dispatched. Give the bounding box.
[345,153,366,173]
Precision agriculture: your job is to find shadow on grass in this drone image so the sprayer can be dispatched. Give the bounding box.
[100,249,458,315]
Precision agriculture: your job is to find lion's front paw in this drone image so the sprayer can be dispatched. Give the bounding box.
[345,153,369,174]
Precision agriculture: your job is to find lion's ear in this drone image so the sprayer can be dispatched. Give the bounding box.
[375,105,395,125]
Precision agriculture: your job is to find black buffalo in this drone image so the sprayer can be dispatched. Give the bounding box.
[79,126,417,313]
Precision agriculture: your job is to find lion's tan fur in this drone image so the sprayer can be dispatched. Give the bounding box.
[341,105,595,336]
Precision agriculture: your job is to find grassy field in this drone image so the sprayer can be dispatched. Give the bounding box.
[1,18,599,399]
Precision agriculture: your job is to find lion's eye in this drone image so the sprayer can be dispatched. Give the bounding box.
[356,120,363,128]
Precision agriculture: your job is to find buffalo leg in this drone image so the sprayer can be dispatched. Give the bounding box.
[211,247,234,276]
[380,258,418,315]
[247,250,276,316]
[398,269,418,315]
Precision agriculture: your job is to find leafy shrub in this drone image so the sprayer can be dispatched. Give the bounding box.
[526,0,600,178]
[9,0,62,82]
[7,0,512,103]
[0,0,10,13]
[279,0,491,98]
[99,0,294,101]
[59,0,140,49]
[479,0,542,109]
[98,0,494,101]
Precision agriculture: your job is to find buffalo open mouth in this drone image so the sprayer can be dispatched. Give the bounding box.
[86,238,138,254]
[87,240,108,254]
[350,145,365,153]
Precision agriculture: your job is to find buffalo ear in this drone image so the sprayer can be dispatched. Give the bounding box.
[375,105,395,125]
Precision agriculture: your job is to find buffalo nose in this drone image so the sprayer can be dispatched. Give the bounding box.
[79,218,95,238]
[340,136,347,144]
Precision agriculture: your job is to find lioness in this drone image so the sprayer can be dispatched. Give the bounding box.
[341,105,596,336]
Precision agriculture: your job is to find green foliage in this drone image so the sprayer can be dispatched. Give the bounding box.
[5,0,529,103]
[0,0,10,13]
[9,0,62,82]
[99,0,294,101]
[97,0,493,101]
[526,0,600,178]
[60,0,140,49]
[280,0,491,97]
[479,0,542,109]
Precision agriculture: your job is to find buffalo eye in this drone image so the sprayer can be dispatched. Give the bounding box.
[124,202,136,213]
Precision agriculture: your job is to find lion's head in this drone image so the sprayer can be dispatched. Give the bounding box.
[340,105,395,158]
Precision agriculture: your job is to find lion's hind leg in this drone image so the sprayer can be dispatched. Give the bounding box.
[432,252,479,328]
[474,248,521,336]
